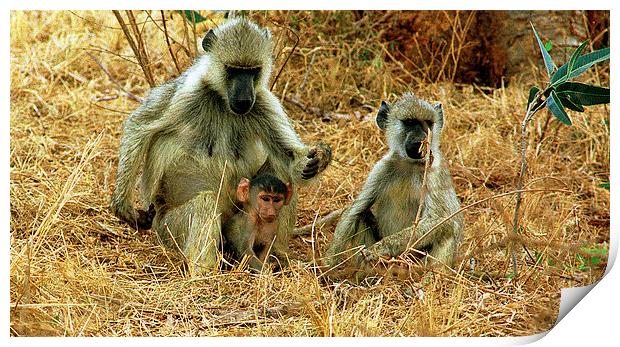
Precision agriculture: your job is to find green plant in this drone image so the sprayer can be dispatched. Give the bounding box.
[510,23,610,275]
[574,244,608,272]
[179,10,207,24]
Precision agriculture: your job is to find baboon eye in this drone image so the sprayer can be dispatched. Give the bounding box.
[401,119,419,127]
[425,120,433,128]
[225,66,261,80]
[249,67,261,81]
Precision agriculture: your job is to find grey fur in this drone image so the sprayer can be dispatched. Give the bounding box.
[325,93,463,271]
[110,18,331,275]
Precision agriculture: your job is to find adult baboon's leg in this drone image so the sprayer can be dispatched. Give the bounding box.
[274,195,295,259]
[154,191,222,275]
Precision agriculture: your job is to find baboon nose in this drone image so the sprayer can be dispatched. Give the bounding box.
[406,141,423,159]
[230,98,254,115]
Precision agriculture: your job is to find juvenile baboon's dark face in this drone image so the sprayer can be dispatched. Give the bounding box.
[376,100,433,162]
[226,66,261,115]
[399,118,432,160]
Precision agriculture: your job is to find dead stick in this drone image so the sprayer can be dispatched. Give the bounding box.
[160,10,181,75]
[126,10,155,87]
[113,10,155,88]
[270,20,299,91]
[112,10,139,61]
[292,209,343,236]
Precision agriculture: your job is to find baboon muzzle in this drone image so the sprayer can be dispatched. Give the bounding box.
[405,130,427,160]
[405,140,424,159]
[228,71,256,115]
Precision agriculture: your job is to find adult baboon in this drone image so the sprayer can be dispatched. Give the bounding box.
[223,173,292,272]
[110,18,331,274]
[325,93,463,271]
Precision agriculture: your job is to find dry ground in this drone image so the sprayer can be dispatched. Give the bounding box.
[9,10,610,336]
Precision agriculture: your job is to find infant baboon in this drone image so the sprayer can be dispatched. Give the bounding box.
[110,17,331,274]
[326,93,463,273]
[223,173,292,271]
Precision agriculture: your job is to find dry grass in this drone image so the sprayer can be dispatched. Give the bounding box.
[9,10,609,337]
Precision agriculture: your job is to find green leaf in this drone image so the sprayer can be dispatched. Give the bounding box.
[556,82,610,106]
[372,55,383,69]
[580,245,609,255]
[551,47,610,85]
[566,40,589,80]
[599,182,610,190]
[178,10,207,24]
[531,23,555,76]
[558,95,585,112]
[546,90,572,125]
[527,86,540,110]
[544,41,553,52]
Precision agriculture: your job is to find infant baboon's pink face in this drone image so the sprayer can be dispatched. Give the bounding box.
[256,191,285,223]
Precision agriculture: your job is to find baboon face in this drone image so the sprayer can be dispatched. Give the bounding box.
[225,66,260,115]
[202,19,273,115]
[376,95,442,162]
[398,118,433,160]
[236,174,292,223]
[253,190,286,223]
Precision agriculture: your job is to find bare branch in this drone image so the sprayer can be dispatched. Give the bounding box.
[160,10,181,75]
[125,10,155,87]
[270,20,300,91]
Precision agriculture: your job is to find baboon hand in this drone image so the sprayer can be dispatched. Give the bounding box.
[361,246,393,265]
[361,247,380,264]
[137,204,156,230]
[301,142,332,180]
[112,202,155,230]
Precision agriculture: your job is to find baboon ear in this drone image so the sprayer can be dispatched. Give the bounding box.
[376,101,390,130]
[236,178,251,203]
[202,29,217,52]
[284,183,293,206]
[433,102,444,129]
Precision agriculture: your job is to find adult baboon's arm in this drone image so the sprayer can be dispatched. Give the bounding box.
[110,83,175,227]
[262,94,332,185]
[110,79,179,228]
[110,115,154,226]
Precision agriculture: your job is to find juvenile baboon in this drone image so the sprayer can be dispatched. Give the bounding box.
[325,93,463,272]
[223,173,292,271]
[110,18,331,274]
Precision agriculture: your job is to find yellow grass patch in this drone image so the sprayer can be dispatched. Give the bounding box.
[10,10,609,336]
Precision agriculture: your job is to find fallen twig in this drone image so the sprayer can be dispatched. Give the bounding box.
[284,96,373,122]
[293,208,344,236]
